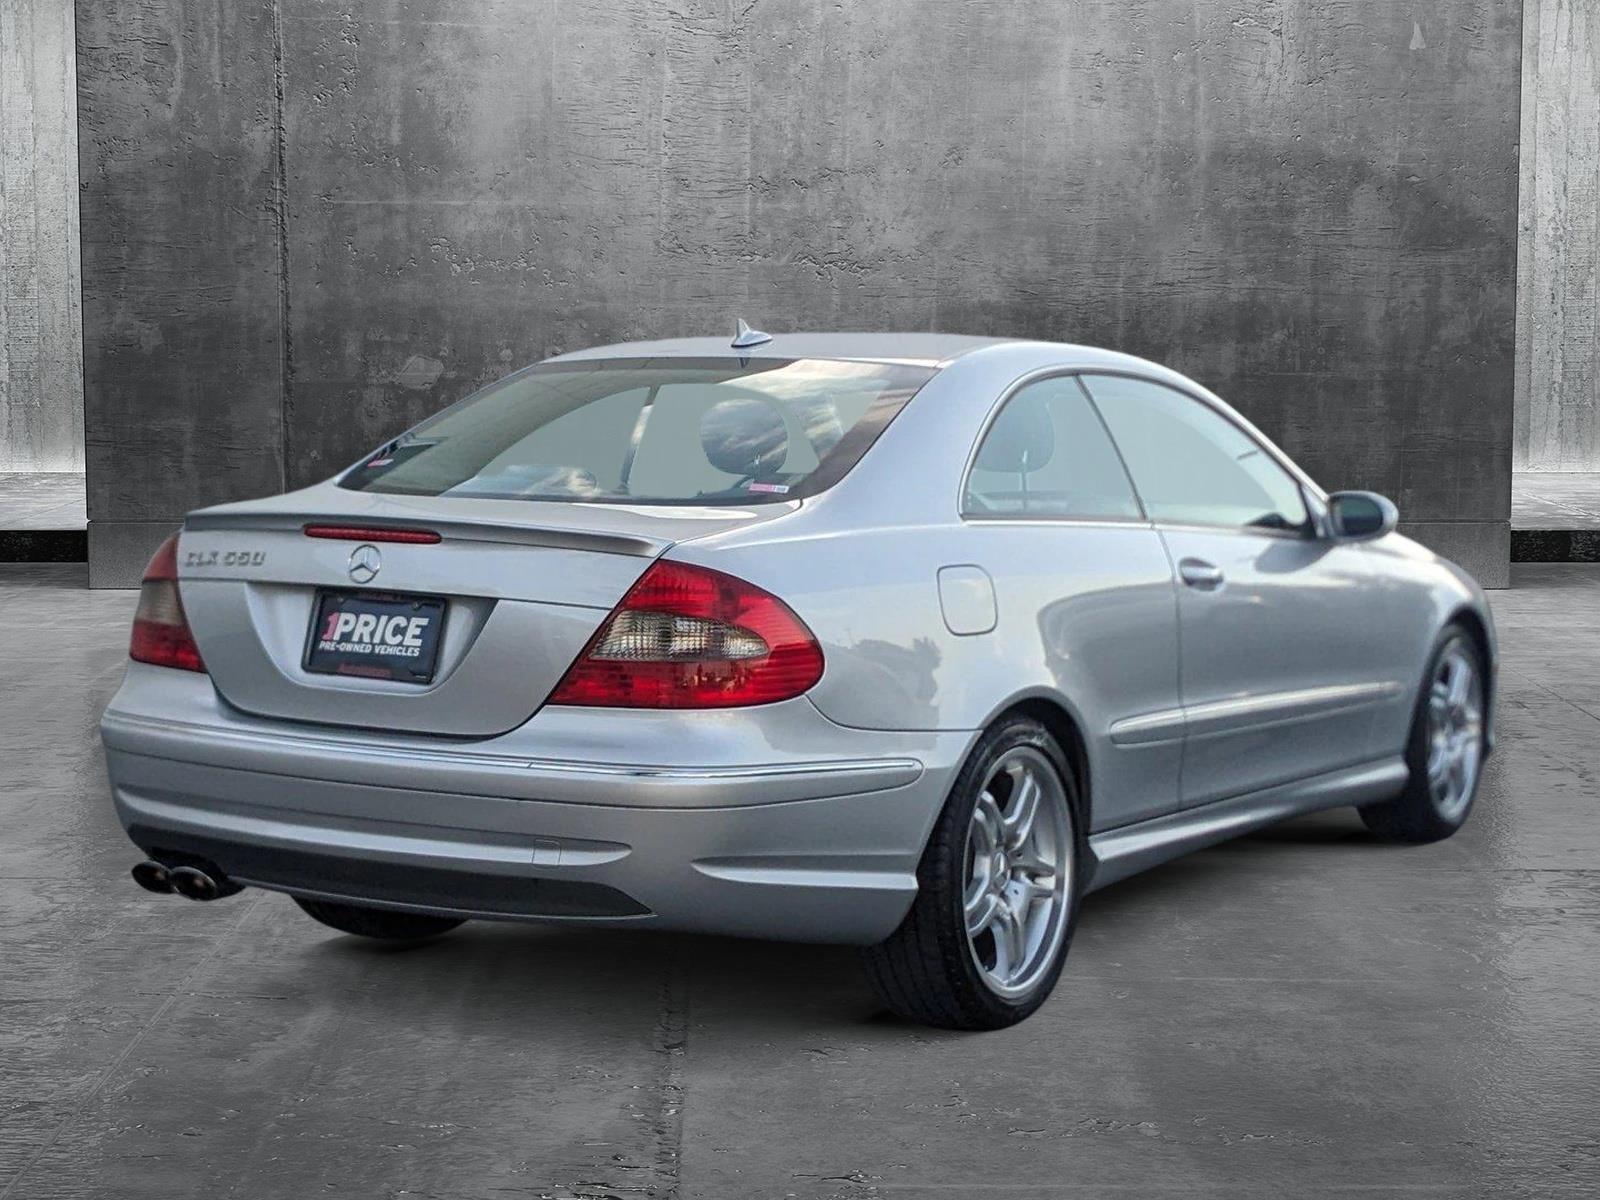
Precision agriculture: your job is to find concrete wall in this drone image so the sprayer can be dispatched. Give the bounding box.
[1515,0,1599,473]
[78,0,1522,586]
[1,0,83,473]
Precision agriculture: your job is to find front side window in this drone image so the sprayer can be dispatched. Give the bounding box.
[1081,375,1309,532]
[963,376,1142,519]
[341,358,935,506]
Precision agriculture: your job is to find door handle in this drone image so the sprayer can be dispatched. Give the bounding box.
[1179,558,1225,590]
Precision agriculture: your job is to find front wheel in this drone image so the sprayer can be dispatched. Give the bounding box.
[864,715,1084,1030]
[1360,623,1487,844]
[294,896,465,941]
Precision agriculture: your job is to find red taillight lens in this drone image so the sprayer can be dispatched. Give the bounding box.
[549,561,824,708]
[129,535,206,673]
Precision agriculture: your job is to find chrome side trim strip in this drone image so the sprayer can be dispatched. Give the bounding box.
[691,854,916,894]
[1108,680,1405,746]
[1181,681,1405,740]
[1106,707,1187,746]
[1086,756,1408,891]
[526,756,922,783]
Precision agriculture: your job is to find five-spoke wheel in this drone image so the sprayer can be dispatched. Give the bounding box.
[1362,623,1488,844]
[865,715,1083,1030]
[962,747,1074,999]
[1424,641,1484,823]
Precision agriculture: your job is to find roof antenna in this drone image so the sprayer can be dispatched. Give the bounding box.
[731,318,772,349]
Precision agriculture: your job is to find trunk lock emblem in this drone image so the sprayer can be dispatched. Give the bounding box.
[348,544,381,584]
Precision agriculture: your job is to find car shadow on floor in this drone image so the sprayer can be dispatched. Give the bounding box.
[278,809,1387,1034]
[1080,809,1386,916]
[295,909,893,1032]
[1236,808,1379,846]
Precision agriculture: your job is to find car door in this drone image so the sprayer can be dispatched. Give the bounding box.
[963,373,1184,829]
[1082,373,1406,808]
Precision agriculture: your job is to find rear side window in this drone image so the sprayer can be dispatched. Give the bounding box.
[1081,375,1309,531]
[341,358,935,506]
[963,376,1142,519]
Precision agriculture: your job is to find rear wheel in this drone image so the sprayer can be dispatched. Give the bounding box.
[864,715,1084,1030]
[294,896,465,941]
[1360,624,1486,844]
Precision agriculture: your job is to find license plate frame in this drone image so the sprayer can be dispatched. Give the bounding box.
[303,589,448,684]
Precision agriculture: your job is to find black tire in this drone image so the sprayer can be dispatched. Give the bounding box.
[1360,623,1487,845]
[863,715,1085,1031]
[294,896,465,941]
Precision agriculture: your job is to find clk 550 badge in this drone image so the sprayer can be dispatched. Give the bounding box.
[183,548,266,568]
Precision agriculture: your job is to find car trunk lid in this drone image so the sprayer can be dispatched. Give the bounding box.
[175,486,789,736]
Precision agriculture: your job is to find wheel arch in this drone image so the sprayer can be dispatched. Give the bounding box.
[989,693,1093,835]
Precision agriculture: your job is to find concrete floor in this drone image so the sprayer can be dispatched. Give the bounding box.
[2,563,1597,1200]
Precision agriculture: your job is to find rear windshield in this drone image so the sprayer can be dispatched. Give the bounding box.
[340,357,936,505]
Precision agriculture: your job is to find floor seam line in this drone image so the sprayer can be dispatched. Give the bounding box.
[1500,665,1600,724]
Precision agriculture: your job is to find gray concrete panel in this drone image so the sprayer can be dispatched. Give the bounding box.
[76,1,285,532]
[78,2,1522,585]
[1,0,83,472]
[1515,0,1600,472]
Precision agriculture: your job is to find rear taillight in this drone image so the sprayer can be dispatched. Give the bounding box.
[129,535,206,673]
[549,561,823,709]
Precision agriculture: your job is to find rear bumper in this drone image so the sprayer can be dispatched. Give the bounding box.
[100,667,970,944]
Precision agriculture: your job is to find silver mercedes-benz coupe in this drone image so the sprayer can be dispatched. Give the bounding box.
[101,329,1495,1029]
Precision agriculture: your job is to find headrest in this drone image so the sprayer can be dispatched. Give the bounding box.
[976,395,1054,474]
[700,397,790,478]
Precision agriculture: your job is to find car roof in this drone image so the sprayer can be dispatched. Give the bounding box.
[545,332,1189,379]
[546,332,1014,366]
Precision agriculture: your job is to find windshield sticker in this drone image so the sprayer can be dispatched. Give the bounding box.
[746,482,790,494]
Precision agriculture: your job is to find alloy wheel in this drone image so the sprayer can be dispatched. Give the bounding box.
[1426,643,1484,822]
[962,746,1074,999]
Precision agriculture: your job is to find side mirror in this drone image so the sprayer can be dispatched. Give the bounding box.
[1326,491,1398,541]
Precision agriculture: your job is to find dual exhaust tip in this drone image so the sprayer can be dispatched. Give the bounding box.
[132,859,241,901]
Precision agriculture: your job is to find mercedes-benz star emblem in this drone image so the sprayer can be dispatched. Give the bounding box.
[348,544,381,585]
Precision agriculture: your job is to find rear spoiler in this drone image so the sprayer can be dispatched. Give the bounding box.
[182,511,666,559]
